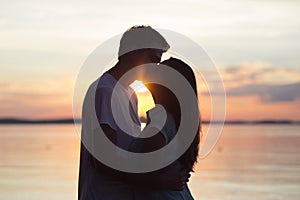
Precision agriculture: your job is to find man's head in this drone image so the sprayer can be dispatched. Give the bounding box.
[118,25,169,64]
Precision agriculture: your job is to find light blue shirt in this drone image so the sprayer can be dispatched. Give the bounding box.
[78,72,140,200]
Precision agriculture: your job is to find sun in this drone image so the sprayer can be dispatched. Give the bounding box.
[130,80,155,120]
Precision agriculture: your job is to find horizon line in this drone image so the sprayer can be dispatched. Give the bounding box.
[0,117,299,125]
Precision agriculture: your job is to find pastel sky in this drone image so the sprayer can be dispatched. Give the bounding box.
[0,0,300,121]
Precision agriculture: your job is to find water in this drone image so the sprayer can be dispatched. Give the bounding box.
[0,124,299,200]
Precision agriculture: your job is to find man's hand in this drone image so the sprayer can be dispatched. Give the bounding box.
[158,168,190,191]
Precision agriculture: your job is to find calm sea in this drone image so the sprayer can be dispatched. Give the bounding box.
[0,124,299,200]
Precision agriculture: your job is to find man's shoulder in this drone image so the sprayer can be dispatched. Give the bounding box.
[87,73,115,91]
[98,72,116,88]
[83,74,114,101]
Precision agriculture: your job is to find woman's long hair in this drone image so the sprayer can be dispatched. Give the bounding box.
[160,57,201,172]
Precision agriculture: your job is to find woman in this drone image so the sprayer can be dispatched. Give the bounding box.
[132,57,201,199]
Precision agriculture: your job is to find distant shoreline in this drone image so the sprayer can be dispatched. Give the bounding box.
[0,118,81,124]
[0,118,299,125]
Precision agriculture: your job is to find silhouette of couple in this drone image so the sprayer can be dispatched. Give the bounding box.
[78,25,201,200]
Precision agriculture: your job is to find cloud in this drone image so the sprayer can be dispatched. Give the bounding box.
[0,79,73,118]
[0,82,10,89]
[226,82,300,102]
[202,62,300,102]
[220,61,300,87]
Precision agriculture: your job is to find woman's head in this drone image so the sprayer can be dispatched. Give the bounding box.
[146,57,201,172]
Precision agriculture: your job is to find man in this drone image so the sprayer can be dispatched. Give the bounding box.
[78,25,188,200]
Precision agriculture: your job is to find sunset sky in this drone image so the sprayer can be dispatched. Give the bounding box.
[0,0,299,121]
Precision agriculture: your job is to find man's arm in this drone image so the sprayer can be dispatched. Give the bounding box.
[97,124,188,190]
[125,127,189,190]
[93,87,188,190]
[124,165,188,190]
[100,124,117,144]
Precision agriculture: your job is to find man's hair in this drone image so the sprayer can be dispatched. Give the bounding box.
[118,25,170,59]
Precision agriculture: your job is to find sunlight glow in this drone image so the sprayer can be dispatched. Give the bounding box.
[130,80,155,119]
[130,80,149,93]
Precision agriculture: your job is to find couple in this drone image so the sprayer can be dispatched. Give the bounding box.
[78,25,201,200]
